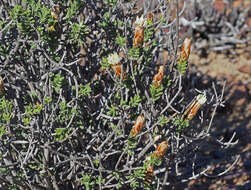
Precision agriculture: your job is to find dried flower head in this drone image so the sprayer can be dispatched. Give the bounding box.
[181,37,192,61]
[133,15,146,47]
[154,141,168,159]
[135,15,146,27]
[154,141,168,158]
[130,115,145,137]
[183,93,207,120]
[107,53,121,66]
[133,26,144,48]
[153,65,165,87]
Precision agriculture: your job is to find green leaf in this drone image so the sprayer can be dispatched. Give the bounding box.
[158,115,169,127]
[115,35,126,47]
[55,127,70,141]
[51,73,64,93]
[128,47,140,60]
[0,125,6,138]
[129,94,141,107]
[177,59,187,75]
[79,83,92,97]
[150,84,163,101]
[107,105,117,117]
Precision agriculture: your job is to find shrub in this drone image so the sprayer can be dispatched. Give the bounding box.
[0,0,238,189]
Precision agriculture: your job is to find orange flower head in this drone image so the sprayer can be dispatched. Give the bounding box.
[154,141,168,158]
[133,26,144,48]
[111,64,126,80]
[181,37,192,61]
[107,53,126,80]
[153,65,165,87]
[133,16,145,48]
[130,115,145,137]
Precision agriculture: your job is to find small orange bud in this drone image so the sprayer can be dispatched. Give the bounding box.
[181,37,192,62]
[153,65,165,87]
[130,115,145,137]
[133,26,144,48]
[154,141,168,159]
[111,64,126,80]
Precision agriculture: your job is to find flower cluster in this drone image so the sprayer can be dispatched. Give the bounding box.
[153,65,165,87]
[107,53,126,79]
[133,15,146,47]
[144,141,169,183]
[130,115,145,137]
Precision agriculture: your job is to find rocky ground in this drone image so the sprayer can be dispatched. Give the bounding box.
[184,43,251,189]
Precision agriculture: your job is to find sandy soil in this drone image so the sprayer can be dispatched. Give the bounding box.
[185,44,251,189]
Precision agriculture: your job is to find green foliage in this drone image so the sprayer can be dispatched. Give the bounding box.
[79,174,96,190]
[101,57,110,70]
[107,105,118,117]
[144,26,154,43]
[129,94,141,107]
[116,35,126,47]
[65,0,83,20]
[104,0,118,7]
[128,47,140,60]
[10,1,57,40]
[57,100,76,124]
[0,97,12,123]
[128,137,137,154]
[0,98,13,137]
[79,83,92,97]
[150,84,163,101]
[177,59,187,75]
[25,103,42,116]
[126,167,146,189]
[44,96,52,104]
[158,115,169,127]
[51,73,65,93]
[145,153,162,167]
[111,123,122,135]
[100,12,112,29]
[0,0,224,188]
[55,127,71,141]
[173,116,189,133]
[93,158,100,167]
[0,125,6,138]
[70,21,89,45]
